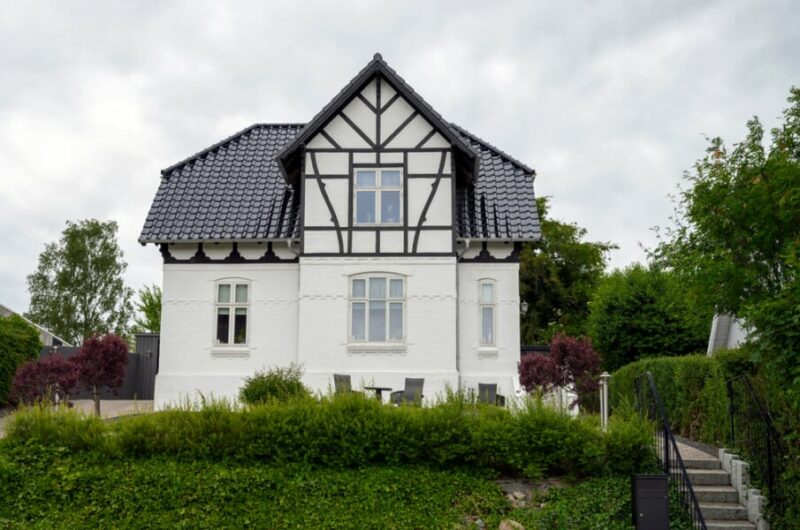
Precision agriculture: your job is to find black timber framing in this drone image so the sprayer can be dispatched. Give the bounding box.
[411,151,448,253]
[309,152,344,253]
[159,242,299,264]
[458,241,523,263]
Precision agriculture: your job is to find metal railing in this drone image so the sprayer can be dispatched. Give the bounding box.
[726,375,786,518]
[635,371,707,530]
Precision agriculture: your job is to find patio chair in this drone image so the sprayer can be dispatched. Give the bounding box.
[478,383,506,407]
[333,373,352,394]
[390,378,424,405]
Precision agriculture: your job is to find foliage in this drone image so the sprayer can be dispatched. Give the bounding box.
[73,334,129,415]
[519,197,615,343]
[239,364,310,404]
[4,393,653,479]
[132,284,162,334]
[9,354,79,405]
[586,263,708,372]
[0,315,42,405]
[518,334,602,410]
[0,448,509,529]
[26,219,134,346]
[609,355,729,445]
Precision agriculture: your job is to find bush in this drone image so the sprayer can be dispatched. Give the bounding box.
[4,393,653,479]
[73,334,129,416]
[609,355,729,445]
[586,264,708,372]
[9,353,80,404]
[0,314,42,404]
[239,364,310,404]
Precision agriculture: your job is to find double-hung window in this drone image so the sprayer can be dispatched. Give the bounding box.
[350,275,404,342]
[479,280,495,346]
[354,169,402,225]
[215,282,248,345]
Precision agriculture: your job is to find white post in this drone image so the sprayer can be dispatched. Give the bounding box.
[600,371,610,432]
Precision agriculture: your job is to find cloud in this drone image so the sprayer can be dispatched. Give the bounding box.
[0,0,798,313]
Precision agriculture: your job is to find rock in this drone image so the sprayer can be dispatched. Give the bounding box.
[498,520,525,530]
[512,491,526,500]
[475,518,485,529]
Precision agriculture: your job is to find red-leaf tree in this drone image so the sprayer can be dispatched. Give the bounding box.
[10,354,80,405]
[518,334,602,410]
[73,334,129,416]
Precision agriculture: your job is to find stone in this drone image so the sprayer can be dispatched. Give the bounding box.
[512,491,526,500]
[498,520,525,530]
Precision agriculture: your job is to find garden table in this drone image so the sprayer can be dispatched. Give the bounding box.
[363,386,392,402]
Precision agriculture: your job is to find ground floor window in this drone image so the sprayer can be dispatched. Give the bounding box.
[215,281,248,345]
[350,275,404,342]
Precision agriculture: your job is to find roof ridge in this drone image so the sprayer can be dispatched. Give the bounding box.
[450,123,535,175]
[161,123,305,176]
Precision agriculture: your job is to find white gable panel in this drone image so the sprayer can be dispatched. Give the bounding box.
[311,152,349,175]
[351,231,375,253]
[384,115,434,149]
[379,79,397,108]
[361,78,377,107]
[408,151,450,174]
[353,152,377,164]
[414,230,452,253]
[381,152,403,164]
[323,115,371,149]
[407,177,435,228]
[306,133,334,149]
[421,132,450,148]
[324,178,349,229]
[238,242,267,260]
[379,96,415,144]
[304,181,335,227]
[342,97,376,143]
[304,230,340,253]
[424,178,452,226]
[379,231,404,253]
[168,243,198,260]
[205,243,233,260]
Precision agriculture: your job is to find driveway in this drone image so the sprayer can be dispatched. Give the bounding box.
[0,400,153,438]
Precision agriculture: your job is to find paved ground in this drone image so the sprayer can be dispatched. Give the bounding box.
[0,400,153,438]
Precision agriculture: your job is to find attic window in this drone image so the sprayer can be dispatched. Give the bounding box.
[354,169,402,225]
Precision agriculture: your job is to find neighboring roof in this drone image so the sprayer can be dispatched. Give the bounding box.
[0,303,73,347]
[139,124,304,243]
[277,53,479,184]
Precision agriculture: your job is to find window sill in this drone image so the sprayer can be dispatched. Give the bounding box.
[478,347,498,358]
[347,343,407,354]
[210,347,251,358]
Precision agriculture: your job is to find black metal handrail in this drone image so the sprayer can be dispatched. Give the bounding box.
[726,375,786,517]
[635,371,707,530]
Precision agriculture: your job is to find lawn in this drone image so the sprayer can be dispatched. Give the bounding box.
[0,445,648,529]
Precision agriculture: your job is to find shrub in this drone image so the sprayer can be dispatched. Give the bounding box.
[609,355,729,445]
[239,364,310,404]
[0,314,42,404]
[4,393,653,479]
[73,334,129,416]
[518,353,559,394]
[9,353,80,404]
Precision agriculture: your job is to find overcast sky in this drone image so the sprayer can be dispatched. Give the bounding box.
[1,0,798,314]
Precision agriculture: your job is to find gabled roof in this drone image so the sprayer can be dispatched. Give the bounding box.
[277,53,479,185]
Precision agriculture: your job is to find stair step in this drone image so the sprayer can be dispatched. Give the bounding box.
[686,469,730,485]
[705,520,756,530]
[692,485,740,503]
[699,502,748,520]
[683,457,721,469]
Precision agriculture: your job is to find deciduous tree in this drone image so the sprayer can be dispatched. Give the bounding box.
[26,219,134,345]
[10,354,79,405]
[132,284,162,334]
[73,334,129,416]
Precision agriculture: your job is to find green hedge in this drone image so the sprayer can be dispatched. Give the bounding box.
[609,355,729,445]
[0,314,42,405]
[4,394,652,479]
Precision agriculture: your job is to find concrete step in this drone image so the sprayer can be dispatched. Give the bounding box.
[683,457,721,469]
[686,468,731,486]
[699,502,748,520]
[705,520,756,530]
[692,485,740,503]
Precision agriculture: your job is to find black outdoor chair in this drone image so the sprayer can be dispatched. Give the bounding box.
[333,373,352,394]
[390,378,424,405]
[477,383,506,407]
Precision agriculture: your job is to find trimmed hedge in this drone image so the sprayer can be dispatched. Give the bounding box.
[4,394,653,479]
[609,355,729,445]
[0,315,42,405]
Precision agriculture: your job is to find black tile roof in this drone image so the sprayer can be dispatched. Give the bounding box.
[139,122,541,243]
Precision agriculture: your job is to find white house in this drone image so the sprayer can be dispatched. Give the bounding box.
[139,54,541,408]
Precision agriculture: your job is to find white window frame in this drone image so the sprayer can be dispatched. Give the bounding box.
[479,279,496,347]
[214,280,250,347]
[348,274,405,344]
[353,168,403,226]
